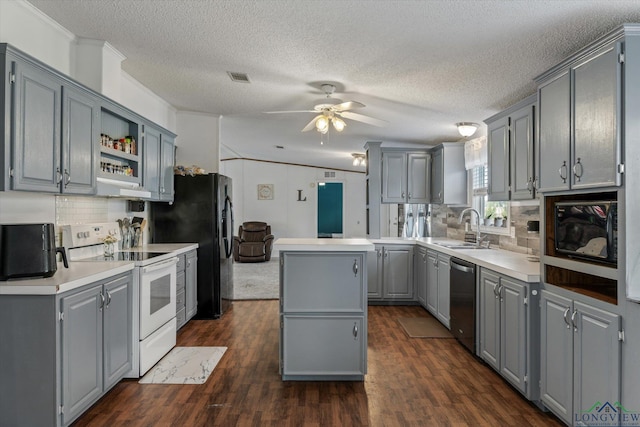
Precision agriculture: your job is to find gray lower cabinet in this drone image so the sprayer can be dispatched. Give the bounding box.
[368,244,414,302]
[426,249,450,328]
[415,246,428,307]
[478,269,539,400]
[176,250,198,329]
[280,251,367,380]
[540,289,621,426]
[0,272,133,427]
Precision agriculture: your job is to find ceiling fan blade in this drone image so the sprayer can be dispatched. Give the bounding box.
[339,111,387,127]
[333,101,365,112]
[301,115,323,132]
[263,110,316,114]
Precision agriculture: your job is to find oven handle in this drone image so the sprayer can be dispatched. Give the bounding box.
[142,257,179,274]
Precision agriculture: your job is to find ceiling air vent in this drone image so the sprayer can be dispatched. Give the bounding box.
[227,71,250,83]
[324,171,336,178]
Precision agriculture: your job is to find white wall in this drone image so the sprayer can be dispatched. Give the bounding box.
[175,111,220,173]
[220,159,366,254]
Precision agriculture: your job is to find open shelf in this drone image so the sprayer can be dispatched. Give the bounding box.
[545,264,617,305]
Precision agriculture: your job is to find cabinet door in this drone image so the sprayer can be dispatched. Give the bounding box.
[61,285,103,426]
[479,270,500,370]
[283,253,365,312]
[185,251,198,320]
[383,246,414,299]
[367,247,383,299]
[430,148,444,203]
[572,43,621,189]
[282,315,365,377]
[415,248,428,307]
[159,134,175,201]
[144,125,161,200]
[426,250,438,315]
[11,58,62,192]
[510,104,535,200]
[487,116,510,201]
[500,277,527,394]
[540,290,573,425]
[537,71,571,193]
[436,254,450,328]
[103,275,133,390]
[62,84,98,195]
[573,301,620,423]
[381,152,406,203]
[407,152,430,203]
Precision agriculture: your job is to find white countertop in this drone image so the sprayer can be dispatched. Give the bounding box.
[275,238,375,252]
[370,237,541,283]
[0,261,135,295]
[129,243,198,255]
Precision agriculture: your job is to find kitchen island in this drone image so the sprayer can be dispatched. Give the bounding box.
[275,238,374,381]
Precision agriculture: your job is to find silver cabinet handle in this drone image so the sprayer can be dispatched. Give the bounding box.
[105,290,111,308]
[563,308,571,328]
[573,158,583,182]
[493,283,500,299]
[56,167,62,184]
[99,292,105,311]
[353,322,358,338]
[63,169,71,187]
[408,192,412,199]
[377,249,382,258]
[526,177,533,192]
[559,161,568,183]
[532,177,538,190]
[353,259,359,277]
[571,309,578,331]
[401,191,405,199]
[384,250,388,258]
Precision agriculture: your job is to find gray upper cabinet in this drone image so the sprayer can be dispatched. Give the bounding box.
[571,43,621,190]
[381,151,430,204]
[5,47,98,195]
[10,55,62,192]
[486,95,536,201]
[540,289,621,426]
[144,123,176,202]
[536,40,622,193]
[430,143,466,205]
[62,85,99,194]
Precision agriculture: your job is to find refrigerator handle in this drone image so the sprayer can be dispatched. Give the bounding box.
[223,195,234,259]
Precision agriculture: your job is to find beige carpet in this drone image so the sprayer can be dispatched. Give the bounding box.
[232,258,279,300]
[397,316,454,338]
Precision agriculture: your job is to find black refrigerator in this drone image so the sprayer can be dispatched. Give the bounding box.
[150,173,233,319]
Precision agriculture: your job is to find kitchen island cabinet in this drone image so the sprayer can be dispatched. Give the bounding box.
[276,238,373,381]
[0,269,134,427]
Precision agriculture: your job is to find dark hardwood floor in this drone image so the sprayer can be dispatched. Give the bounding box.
[73,301,563,426]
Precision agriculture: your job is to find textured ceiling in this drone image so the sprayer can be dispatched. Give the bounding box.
[27,0,640,171]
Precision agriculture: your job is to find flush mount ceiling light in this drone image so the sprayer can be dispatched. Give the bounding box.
[352,153,366,167]
[456,122,479,137]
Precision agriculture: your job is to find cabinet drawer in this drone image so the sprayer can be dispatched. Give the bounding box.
[177,254,186,271]
[176,288,185,310]
[282,253,365,312]
[282,315,365,376]
[176,271,186,293]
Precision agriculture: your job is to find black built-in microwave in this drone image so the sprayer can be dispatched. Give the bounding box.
[554,201,617,265]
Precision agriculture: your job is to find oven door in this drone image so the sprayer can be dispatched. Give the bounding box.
[139,257,178,340]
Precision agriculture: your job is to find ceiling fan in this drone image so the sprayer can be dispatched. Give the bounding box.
[265,84,386,133]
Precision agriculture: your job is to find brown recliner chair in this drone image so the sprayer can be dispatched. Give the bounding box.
[233,222,274,263]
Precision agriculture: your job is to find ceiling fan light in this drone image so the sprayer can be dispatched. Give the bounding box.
[353,157,360,166]
[351,153,366,167]
[316,116,329,132]
[332,117,346,132]
[456,122,479,137]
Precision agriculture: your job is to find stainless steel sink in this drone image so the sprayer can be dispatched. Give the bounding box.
[434,242,488,250]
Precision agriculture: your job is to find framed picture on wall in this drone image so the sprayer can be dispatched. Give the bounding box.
[258,184,274,200]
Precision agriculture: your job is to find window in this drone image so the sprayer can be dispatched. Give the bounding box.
[470,164,510,235]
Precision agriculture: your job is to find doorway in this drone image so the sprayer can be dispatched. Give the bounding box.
[317,182,343,238]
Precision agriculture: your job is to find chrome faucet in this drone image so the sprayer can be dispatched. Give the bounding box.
[458,208,484,247]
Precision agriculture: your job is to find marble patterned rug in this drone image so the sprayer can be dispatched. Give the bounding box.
[232,258,279,300]
[138,346,227,384]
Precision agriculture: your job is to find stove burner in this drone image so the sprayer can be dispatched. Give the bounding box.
[87,252,167,262]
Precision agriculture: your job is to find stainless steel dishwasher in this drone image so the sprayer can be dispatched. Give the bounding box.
[450,257,477,353]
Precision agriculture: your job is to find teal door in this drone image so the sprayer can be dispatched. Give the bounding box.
[317,182,343,237]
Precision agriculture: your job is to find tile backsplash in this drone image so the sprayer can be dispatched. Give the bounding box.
[56,196,109,225]
[431,202,540,255]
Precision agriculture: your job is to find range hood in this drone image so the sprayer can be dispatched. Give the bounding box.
[96,176,151,199]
